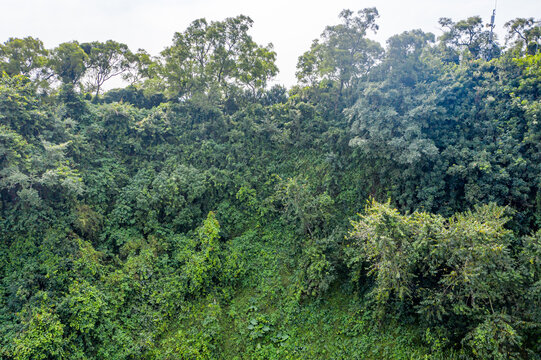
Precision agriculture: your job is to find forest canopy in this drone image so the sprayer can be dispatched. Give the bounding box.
[1,9,541,360]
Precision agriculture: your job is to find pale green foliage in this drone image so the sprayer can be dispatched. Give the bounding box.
[347,200,443,303]
[62,280,105,334]
[186,212,243,295]
[465,314,523,360]
[348,200,528,357]
[0,74,41,137]
[0,75,83,213]
[0,37,48,78]
[347,30,439,167]
[186,211,223,293]
[13,306,65,360]
[296,8,383,95]
[275,176,337,298]
[161,15,277,100]
[277,176,334,237]
[0,124,31,182]
[504,18,541,55]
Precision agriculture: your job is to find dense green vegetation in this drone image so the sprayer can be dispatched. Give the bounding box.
[1,9,540,359]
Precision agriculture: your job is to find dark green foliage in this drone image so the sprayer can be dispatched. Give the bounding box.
[1,8,541,360]
[108,164,207,235]
[48,41,88,86]
[102,85,166,109]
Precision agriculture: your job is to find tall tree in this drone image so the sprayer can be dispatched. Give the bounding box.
[438,16,498,61]
[122,49,159,85]
[0,37,48,78]
[49,41,88,86]
[296,8,384,96]
[161,15,277,101]
[504,18,541,55]
[81,40,135,97]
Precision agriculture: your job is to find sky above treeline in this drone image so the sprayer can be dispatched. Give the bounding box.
[1,0,540,87]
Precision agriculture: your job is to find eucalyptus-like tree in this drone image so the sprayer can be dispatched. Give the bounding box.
[48,41,88,86]
[161,15,277,101]
[504,17,541,55]
[80,40,135,96]
[0,37,48,78]
[438,16,498,61]
[296,8,384,97]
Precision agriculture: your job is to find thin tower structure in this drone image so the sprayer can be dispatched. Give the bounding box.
[487,0,497,60]
[489,1,497,43]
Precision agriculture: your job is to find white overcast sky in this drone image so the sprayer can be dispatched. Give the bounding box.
[1,0,540,88]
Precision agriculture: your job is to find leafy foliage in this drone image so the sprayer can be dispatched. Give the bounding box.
[1,8,541,360]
